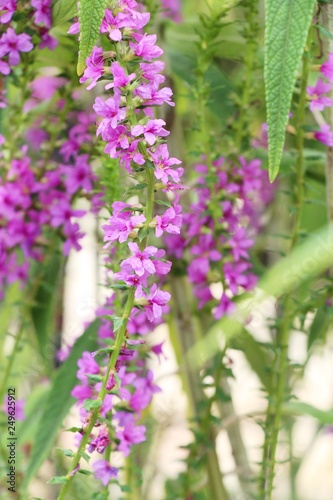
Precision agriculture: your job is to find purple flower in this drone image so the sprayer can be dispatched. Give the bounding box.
[88,426,110,454]
[307,78,332,111]
[0,0,16,24]
[136,283,171,321]
[102,213,146,245]
[314,123,333,147]
[80,47,105,90]
[62,154,94,194]
[63,222,84,255]
[228,227,253,261]
[131,119,169,145]
[130,369,161,411]
[135,80,175,107]
[103,125,130,156]
[116,417,146,456]
[93,460,118,486]
[149,144,182,184]
[214,294,235,319]
[106,61,136,91]
[160,0,182,23]
[0,59,10,75]
[4,397,25,421]
[321,53,333,82]
[130,33,163,61]
[155,204,182,237]
[0,28,33,66]
[93,95,127,132]
[122,242,158,276]
[76,351,100,383]
[117,139,145,172]
[31,0,52,28]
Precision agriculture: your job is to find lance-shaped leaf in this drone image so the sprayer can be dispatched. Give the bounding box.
[265,0,316,181]
[52,0,78,26]
[21,320,99,491]
[77,0,107,75]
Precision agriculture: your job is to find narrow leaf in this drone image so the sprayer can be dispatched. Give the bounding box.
[77,0,107,75]
[265,0,316,180]
[48,476,68,484]
[21,320,99,491]
[283,401,333,424]
[52,0,77,26]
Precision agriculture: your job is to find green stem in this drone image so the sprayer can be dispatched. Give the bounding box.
[234,1,258,150]
[320,3,333,277]
[57,287,135,500]
[169,277,230,500]
[259,37,309,500]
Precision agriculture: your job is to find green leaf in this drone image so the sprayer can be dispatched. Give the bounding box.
[77,0,107,75]
[59,448,75,457]
[30,252,64,366]
[228,325,273,393]
[78,469,93,475]
[265,0,316,180]
[52,0,77,26]
[83,398,102,411]
[308,306,332,351]
[283,401,333,424]
[112,316,125,332]
[169,49,235,123]
[189,224,333,366]
[48,476,68,484]
[21,320,99,491]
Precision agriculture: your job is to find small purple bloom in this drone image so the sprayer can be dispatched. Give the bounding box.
[314,123,333,147]
[307,78,332,111]
[93,460,118,486]
[321,53,333,82]
[0,27,33,66]
[88,427,110,454]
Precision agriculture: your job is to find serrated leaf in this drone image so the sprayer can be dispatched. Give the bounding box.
[48,476,68,484]
[52,0,77,26]
[265,0,316,180]
[77,0,107,75]
[21,320,99,491]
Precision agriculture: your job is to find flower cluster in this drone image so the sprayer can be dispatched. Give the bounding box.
[0,0,57,76]
[165,156,273,319]
[0,74,99,293]
[69,0,184,487]
[307,53,333,147]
